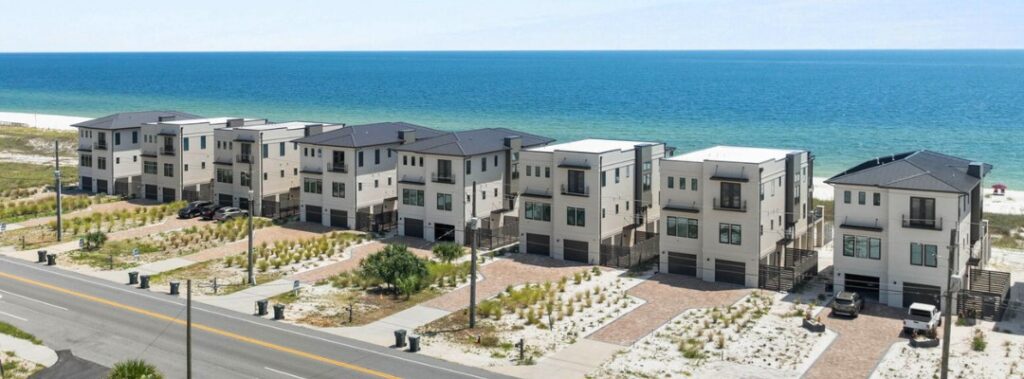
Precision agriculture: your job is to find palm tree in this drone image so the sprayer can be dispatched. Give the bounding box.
[108,359,164,379]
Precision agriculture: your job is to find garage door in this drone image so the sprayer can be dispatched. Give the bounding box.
[81,176,93,192]
[845,274,880,301]
[305,205,322,224]
[563,240,589,263]
[145,185,158,200]
[434,223,455,242]
[715,259,746,286]
[218,194,233,207]
[903,282,941,309]
[526,234,550,256]
[97,179,109,194]
[161,187,175,203]
[667,252,698,276]
[330,209,348,228]
[404,218,424,238]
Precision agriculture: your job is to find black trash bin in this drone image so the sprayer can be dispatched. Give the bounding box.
[128,271,139,285]
[273,304,285,320]
[45,254,56,266]
[256,300,269,316]
[169,281,180,295]
[408,335,420,352]
[139,275,150,289]
[394,329,407,348]
[37,250,47,263]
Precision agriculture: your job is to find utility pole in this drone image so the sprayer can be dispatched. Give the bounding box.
[54,140,63,242]
[186,279,193,379]
[469,181,478,329]
[247,161,255,286]
[940,228,957,379]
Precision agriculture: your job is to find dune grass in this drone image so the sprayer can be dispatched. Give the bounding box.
[0,321,42,345]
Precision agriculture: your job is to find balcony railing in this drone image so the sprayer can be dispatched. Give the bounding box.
[236,154,253,163]
[902,215,943,231]
[431,172,455,184]
[713,198,747,212]
[560,184,589,197]
[77,144,92,152]
[327,162,348,173]
[160,146,175,156]
[95,141,108,150]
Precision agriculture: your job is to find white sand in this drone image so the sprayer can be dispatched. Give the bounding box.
[0,112,89,131]
[872,321,1024,379]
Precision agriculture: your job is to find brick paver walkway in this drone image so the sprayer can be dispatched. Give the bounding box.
[422,253,590,312]
[183,222,337,263]
[288,239,434,283]
[588,274,752,346]
[804,303,906,379]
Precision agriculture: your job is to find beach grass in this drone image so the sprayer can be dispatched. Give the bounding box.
[0,162,78,194]
[0,123,78,156]
[986,212,1024,249]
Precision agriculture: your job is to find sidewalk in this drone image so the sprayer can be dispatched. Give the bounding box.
[490,339,622,379]
[0,334,58,367]
[326,305,451,346]
[196,279,299,314]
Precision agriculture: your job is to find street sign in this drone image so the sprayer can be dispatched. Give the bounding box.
[132,247,140,258]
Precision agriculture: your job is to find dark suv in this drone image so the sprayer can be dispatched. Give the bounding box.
[178,201,213,219]
[201,205,229,220]
[831,291,864,317]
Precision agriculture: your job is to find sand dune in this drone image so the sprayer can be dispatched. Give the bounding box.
[0,112,90,131]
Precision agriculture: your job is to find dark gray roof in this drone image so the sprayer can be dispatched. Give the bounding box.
[392,128,554,156]
[826,150,992,194]
[72,111,202,130]
[294,122,445,148]
[30,350,109,379]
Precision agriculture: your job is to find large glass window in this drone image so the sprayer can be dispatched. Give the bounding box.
[437,193,452,211]
[143,161,157,175]
[163,163,173,177]
[719,182,742,209]
[80,155,92,168]
[567,170,586,194]
[332,182,345,198]
[909,197,937,227]
[719,223,741,245]
[667,216,698,239]
[216,168,233,183]
[402,189,424,206]
[525,202,551,221]
[842,235,881,260]
[240,171,251,187]
[911,243,938,267]
[566,206,585,227]
[303,178,322,194]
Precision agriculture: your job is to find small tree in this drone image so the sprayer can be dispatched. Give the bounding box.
[396,275,420,300]
[108,359,164,379]
[360,244,428,297]
[82,231,108,251]
[432,242,465,263]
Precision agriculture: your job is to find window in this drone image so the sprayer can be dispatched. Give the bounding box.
[388,177,392,185]
[614,168,620,183]
[200,136,206,149]
[691,178,698,191]
[374,149,380,165]
[667,216,698,238]
[525,202,551,221]
[642,174,651,191]
[910,243,938,267]
[280,170,284,178]
[114,157,120,164]
[481,157,487,172]
[263,172,267,180]
[494,155,498,166]
[719,182,742,209]
[680,177,687,190]
[842,235,881,259]
[494,188,498,197]
[525,165,531,177]
[481,191,486,200]
[403,155,408,166]
[358,151,364,167]
[374,179,379,188]
[544,167,550,178]
[303,178,322,194]
[97,157,106,170]
[566,207,585,227]
[873,193,881,206]
[279,142,285,156]
[131,131,138,144]
[240,171,251,187]
[114,132,121,145]
[262,144,269,158]
[437,193,453,211]
[858,191,866,205]
[843,191,851,204]
[163,163,173,177]
[144,161,157,175]
[466,160,472,175]
[80,155,92,167]
[437,159,453,180]
[402,189,424,206]
[183,164,188,172]
[358,183,362,191]
[418,157,423,166]
[183,137,190,151]
[332,182,345,198]
[719,223,741,245]
[667,176,673,189]
[134,156,138,162]
[601,171,607,187]
[567,170,586,194]
[201,162,205,169]
[909,197,937,227]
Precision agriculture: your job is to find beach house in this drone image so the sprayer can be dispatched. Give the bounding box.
[517,139,666,265]
[294,122,445,231]
[140,117,267,203]
[392,128,554,244]
[213,121,339,218]
[73,111,201,197]
[827,150,993,309]
[658,146,820,288]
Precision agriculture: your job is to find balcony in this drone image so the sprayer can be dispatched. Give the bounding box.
[77,144,92,152]
[236,154,253,164]
[902,215,943,231]
[560,184,589,197]
[431,172,455,184]
[95,141,108,150]
[840,217,883,232]
[327,161,348,173]
[558,159,591,170]
[713,198,747,212]
[160,146,175,156]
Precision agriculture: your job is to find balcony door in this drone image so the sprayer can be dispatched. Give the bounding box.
[437,160,452,180]
[567,170,585,194]
[909,197,936,227]
[720,182,742,209]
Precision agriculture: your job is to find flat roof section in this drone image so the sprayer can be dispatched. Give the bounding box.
[527,138,660,154]
[230,121,338,131]
[152,117,259,125]
[669,145,800,164]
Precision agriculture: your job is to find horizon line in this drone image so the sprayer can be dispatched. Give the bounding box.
[2,48,1023,54]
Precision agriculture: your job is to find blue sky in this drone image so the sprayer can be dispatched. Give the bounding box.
[2,0,1022,52]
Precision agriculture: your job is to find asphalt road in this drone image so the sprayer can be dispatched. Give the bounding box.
[0,255,512,379]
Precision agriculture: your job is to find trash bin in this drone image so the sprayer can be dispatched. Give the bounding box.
[256,300,269,316]
[46,254,56,266]
[128,271,139,285]
[273,304,285,320]
[394,329,407,348]
[139,275,150,289]
[408,335,420,352]
[37,250,47,263]
[169,281,180,295]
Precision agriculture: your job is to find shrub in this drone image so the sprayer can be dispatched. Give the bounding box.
[432,242,465,263]
[359,244,428,297]
[81,231,108,251]
[972,329,987,351]
[258,259,270,273]
[108,359,164,379]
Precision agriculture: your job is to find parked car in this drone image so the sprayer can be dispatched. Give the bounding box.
[213,207,248,222]
[178,201,213,218]
[831,291,864,317]
[903,303,941,335]
[201,205,229,221]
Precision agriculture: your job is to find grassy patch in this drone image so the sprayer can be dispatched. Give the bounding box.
[812,198,834,223]
[68,240,161,269]
[0,124,78,157]
[0,321,42,345]
[986,212,1024,249]
[0,194,115,224]
[0,162,77,194]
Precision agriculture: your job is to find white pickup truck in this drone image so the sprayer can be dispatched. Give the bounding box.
[903,303,941,335]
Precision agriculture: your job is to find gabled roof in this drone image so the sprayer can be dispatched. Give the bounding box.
[294,122,445,148]
[826,150,992,194]
[72,111,202,130]
[393,128,554,156]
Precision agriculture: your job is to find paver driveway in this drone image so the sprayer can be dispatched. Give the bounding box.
[804,303,907,379]
[588,273,751,346]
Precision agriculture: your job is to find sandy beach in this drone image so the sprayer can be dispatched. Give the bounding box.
[0,111,89,131]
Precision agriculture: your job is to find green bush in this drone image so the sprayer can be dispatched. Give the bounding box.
[108,359,163,379]
[359,244,428,297]
[431,242,465,263]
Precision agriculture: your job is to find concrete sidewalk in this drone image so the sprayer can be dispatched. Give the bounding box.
[196,279,301,314]
[82,258,195,284]
[490,338,621,379]
[0,334,58,367]
[326,305,451,346]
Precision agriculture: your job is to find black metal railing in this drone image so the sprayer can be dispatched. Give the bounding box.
[160,146,175,156]
[902,215,942,231]
[560,184,589,197]
[431,172,455,184]
[328,161,348,173]
[713,198,746,212]
[95,141,108,150]
[236,154,253,163]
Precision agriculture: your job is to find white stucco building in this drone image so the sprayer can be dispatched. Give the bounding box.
[517,139,666,264]
[827,150,992,309]
[658,146,817,287]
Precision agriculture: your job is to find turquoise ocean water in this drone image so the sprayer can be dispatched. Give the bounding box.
[0,51,1022,185]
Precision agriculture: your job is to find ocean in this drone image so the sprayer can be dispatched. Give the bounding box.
[0,51,1022,185]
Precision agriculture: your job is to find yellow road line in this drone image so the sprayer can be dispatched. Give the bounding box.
[0,272,399,379]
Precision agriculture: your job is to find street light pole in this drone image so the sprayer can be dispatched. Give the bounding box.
[940,228,958,379]
[186,279,192,379]
[469,181,478,328]
[54,140,62,242]
[247,186,255,286]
